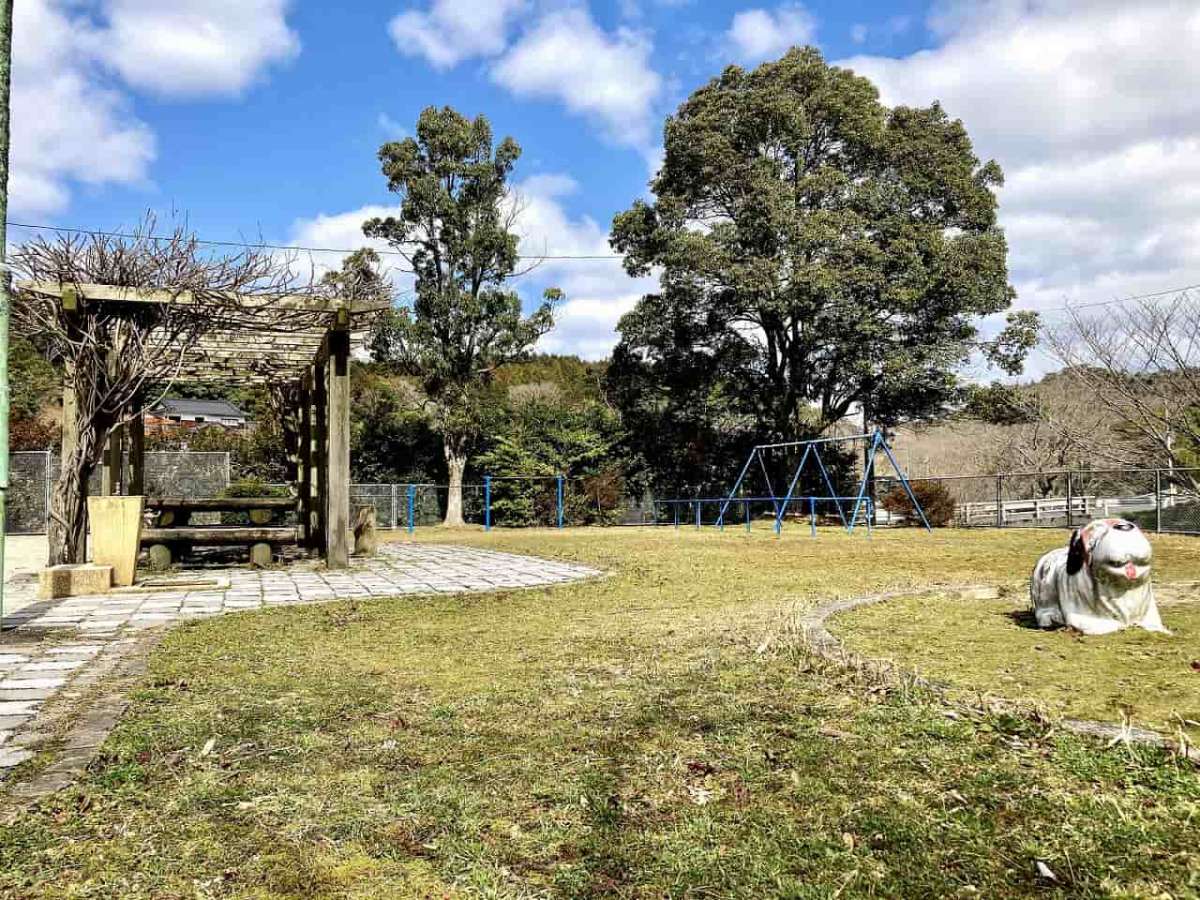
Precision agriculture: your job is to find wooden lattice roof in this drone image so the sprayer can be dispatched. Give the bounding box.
[17,280,389,383]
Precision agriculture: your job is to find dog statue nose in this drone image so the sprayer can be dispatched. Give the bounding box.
[1125,562,1137,579]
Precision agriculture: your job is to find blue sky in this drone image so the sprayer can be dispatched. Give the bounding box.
[11,1,1200,364]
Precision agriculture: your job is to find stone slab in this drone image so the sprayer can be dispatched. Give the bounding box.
[0,747,34,768]
[38,564,113,600]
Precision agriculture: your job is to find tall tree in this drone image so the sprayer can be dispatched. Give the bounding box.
[610,47,1033,491]
[364,106,559,526]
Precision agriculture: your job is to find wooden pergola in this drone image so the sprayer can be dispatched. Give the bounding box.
[19,280,385,569]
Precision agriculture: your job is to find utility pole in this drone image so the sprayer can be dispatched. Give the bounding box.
[0,0,13,622]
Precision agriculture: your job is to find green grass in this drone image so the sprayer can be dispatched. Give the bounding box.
[832,587,1200,742]
[1,527,1199,898]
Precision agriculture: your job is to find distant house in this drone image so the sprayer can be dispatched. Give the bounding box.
[145,398,250,433]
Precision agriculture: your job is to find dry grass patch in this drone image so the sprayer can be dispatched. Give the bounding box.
[0,527,1197,897]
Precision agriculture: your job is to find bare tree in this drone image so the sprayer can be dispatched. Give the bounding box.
[10,217,311,564]
[1043,288,1200,488]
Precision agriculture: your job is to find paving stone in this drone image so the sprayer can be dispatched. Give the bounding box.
[47,645,103,655]
[0,688,58,701]
[0,747,34,768]
[0,542,599,794]
[19,660,83,672]
[3,677,67,690]
[0,701,39,716]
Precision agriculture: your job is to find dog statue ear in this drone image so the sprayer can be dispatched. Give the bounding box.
[1066,529,1086,575]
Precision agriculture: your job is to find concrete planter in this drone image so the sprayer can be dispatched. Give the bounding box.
[87,496,145,587]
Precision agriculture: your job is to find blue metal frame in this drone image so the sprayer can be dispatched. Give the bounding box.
[484,476,492,531]
[707,428,930,536]
[557,475,565,530]
[482,473,566,530]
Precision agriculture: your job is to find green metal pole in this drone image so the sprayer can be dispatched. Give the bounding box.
[0,0,14,625]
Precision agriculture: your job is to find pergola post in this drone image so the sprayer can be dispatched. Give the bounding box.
[298,374,313,549]
[325,326,351,569]
[101,424,123,496]
[128,409,145,496]
[313,358,328,557]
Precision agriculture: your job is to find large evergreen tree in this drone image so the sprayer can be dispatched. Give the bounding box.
[610,47,1034,491]
[365,107,560,525]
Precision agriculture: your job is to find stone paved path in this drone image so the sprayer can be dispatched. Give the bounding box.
[0,544,599,782]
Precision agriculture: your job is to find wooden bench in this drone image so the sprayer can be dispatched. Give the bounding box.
[142,497,299,568]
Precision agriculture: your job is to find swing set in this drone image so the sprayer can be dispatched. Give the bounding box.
[660,429,930,535]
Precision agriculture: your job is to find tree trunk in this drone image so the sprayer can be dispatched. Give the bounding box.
[443,436,468,527]
[48,447,93,565]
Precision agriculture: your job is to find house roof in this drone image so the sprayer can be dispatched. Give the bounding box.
[151,397,249,419]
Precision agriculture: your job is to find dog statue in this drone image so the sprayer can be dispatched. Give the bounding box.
[1030,518,1166,635]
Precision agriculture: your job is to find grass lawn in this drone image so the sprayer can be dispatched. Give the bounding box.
[1,527,1199,898]
[833,587,1200,743]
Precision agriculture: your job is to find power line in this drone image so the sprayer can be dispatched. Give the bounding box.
[4,221,626,261]
[1030,282,1200,319]
[7,220,1199,315]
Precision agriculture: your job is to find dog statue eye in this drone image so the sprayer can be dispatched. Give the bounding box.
[1113,521,1135,532]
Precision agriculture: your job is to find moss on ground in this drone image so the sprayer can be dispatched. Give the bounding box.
[0,527,1197,898]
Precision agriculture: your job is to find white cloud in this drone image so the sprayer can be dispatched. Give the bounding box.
[377,112,408,139]
[89,0,300,97]
[11,0,155,215]
[9,0,299,216]
[726,4,816,64]
[836,0,1200,321]
[491,9,662,151]
[288,175,654,359]
[509,174,655,359]
[287,205,414,297]
[389,0,527,70]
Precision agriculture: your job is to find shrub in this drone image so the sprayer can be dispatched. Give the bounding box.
[219,479,291,525]
[881,480,956,527]
[222,479,290,499]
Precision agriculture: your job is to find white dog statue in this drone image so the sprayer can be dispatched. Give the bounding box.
[1030,518,1167,635]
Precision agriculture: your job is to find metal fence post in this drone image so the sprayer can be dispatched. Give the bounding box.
[1066,470,1074,528]
[484,476,492,532]
[695,497,701,530]
[556,474,564,529]
[995,474,1004,529]
[406,484,415,535]
[809,496,816,538]
[1155,468,1162,534]
[745,498,751,532]
[391,483,398,529]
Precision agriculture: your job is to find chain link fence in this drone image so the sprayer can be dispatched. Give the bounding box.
[9,448,1200,536]
[876,468,1200,534]
[5,450,234,534]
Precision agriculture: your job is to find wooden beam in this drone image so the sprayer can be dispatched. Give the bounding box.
[313,360,328,557]
[18,280,387,315]
[146,496,295,511]
[141,526,299,545]
[325,329,352,569]
[298,375,313,549]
